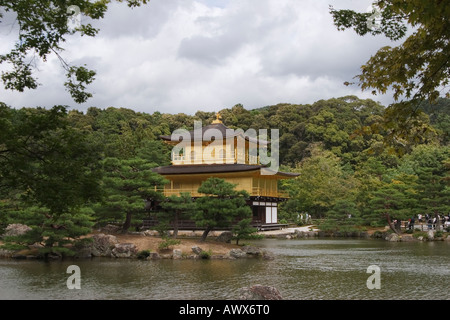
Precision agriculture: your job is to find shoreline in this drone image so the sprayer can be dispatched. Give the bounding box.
[1,225,449,260]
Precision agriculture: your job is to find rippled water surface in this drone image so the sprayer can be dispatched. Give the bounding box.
[0,239,449,300]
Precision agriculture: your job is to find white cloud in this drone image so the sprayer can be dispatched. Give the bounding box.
[0,0,396,114]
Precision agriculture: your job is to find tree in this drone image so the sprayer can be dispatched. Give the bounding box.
[320,199,362,233]
[194,178,252,242]
[367,173,418,234]
[400,144,450,226]
[1,206,95,258]
[159,192,196,239]
[97,157,166,233]
[0,0,149,103]
[330,1,449,144]
[0,103,103,213]
[281,144,359,219]
[232,218,258,245]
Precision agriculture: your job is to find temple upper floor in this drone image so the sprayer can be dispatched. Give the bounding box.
[160,114,271,166]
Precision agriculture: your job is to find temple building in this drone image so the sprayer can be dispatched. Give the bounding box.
[151,113,298,230]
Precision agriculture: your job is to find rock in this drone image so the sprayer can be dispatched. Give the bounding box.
[191,246,203,255]
[286,235,292,239]
[241,246,261,256]
[295,230,306,238]
[100,224,122,234]
[3,224,32,237]
[143,230,158,237]
[173,249,183,259]
[427,230,434,241]
[74,245,93,259]
[417,236,424,241]
[216,231,233,243]
[239,285,283,300]
[111,243,138,258]
[46,252,62,260]
[91,233,118,257]
[387,233,401,242]
[0,249,14,258]
[229,248,247,259]
[359,232,369,238]
[147,252,161,260]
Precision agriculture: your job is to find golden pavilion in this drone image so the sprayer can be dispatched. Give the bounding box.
[151,113,298,230]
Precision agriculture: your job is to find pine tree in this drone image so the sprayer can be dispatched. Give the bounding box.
[367,174,417,234]
[194,178,252,242]
[97,157,167,233]
[159,192,197,238]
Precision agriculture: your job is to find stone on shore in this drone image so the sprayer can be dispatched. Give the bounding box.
[147,252,161,260]
[111,243,138,258]
[191,246,203,255]
[216,231,233,243]
[91,233,118,257]
[239,285,283,300]
[241,246,261,256]
[3,224,32,237]
[173,249,183,259]
[229,248,247,259]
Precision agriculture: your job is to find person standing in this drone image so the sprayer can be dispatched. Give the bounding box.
[409,216,415,230]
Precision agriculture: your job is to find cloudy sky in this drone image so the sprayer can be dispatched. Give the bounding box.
[0,0,398,115]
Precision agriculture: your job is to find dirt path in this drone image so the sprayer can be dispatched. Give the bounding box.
[113,233,239,255]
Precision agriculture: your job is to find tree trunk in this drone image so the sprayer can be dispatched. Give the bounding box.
[173,213,179,239]
[122,212,132,233]
[386,213,400,235]
[200,226,213,242]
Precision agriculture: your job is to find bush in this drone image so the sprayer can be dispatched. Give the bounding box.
[413,231,428,239]
[154,222,170,238]
[158,238,181,250]
[199,250,212,260]
[435,231,444,238]
[137,250,151,259]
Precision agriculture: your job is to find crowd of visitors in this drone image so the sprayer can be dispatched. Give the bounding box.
[406,213,450,230]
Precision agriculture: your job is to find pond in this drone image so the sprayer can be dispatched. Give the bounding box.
[0,238,449,300]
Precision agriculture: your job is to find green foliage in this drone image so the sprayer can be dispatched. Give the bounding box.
[158,238,181,251]
[1,206,95,257]
[194,178,252,241]
[281,144,359,219]
[137,249,151,260]
[330,1,449,152]
[199,250,212,260]
[1,96,449,240]
[232,218,258,245]
[0,104,103,213]
[160,193,196,238]
[96,157,167,232]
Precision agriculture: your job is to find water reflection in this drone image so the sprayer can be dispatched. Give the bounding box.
[0,239,449,300]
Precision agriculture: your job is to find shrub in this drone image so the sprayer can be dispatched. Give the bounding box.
[413,231,428,239]
[199,250,212,260]
[435,231,444,238]
[158,238,181,250]
[137,250,151,260]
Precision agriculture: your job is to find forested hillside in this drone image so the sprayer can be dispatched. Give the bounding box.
[1,96,449,253]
